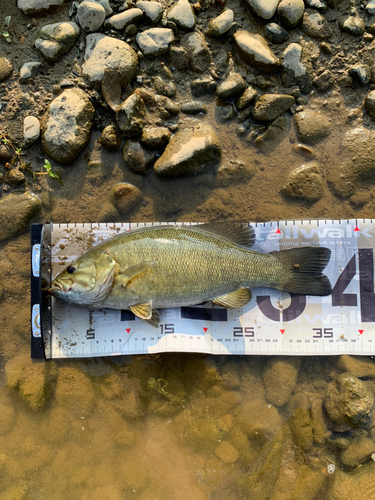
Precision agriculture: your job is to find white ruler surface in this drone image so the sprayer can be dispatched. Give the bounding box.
[40,220,375,358]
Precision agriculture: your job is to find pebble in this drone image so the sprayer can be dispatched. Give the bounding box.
[181,32,211,73]
[169,47,189,70]
[216,159,256,186]
[246,0,282,19]
[123,139,156,174]
[366,0,375,14]
[35,22,80,61]
[167,0,196,31]
[305,0,326,10]
[23,115,40,146]
[215,441,239,464]
[136,28,174,57]
[350,64,371,85]
[77,1,106,32]
[180,101,207,114]
[253,115,288,150]
[281,162,324,200]
[365,90,375,119]
[235,86,257,109]
[327,462,375,500]
[98,0,113,16]
[0,51,13,82]
[98,202,118,222]
[324,373,374,428]
[154,123,221,177]
[265,23,289,43]
[141,127,171,148]
[41,88,95,163]
[338,355,375,378]
[280,43,313,94]
[339,13,365,36]
[277,0,305,29]
[288,392,314,449]
[82,34,138,88]
[191,76,217,96]
[239,399,282,440]
[252,93,295,122]
[136,1,163,23]
[233,31,279,73]
[5,169,25,185]
[17,0,66,15]
[0,192,41,242]
[340,430,375,468]
[302,10,333,39]
[263,357,301,407]
[104,8,143,30]
[313,70,334,91]
[206,10,234,37]
[294,109,331,144]
[55,366,95,413]
[19,61,42,83]
[216,73,246,99]
[116,93,146,136]
[100,124,122,151]
[110,183,142,214]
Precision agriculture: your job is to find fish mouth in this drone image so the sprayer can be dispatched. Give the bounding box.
[49,280,71,294]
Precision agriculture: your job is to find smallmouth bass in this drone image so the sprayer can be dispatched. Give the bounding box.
[49,223,332,327]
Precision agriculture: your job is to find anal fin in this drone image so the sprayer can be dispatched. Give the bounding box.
[131,300,153,320]
[212,287,252,308]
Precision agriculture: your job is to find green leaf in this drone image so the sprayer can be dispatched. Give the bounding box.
[4,16,11,28]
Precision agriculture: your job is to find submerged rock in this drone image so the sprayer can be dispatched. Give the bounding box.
[35,22,80,61]
[123,139,156,174]
[234,31,279,73]
[216,159,256,186]
[282,162,324,200]
[110,183,143,213]
[254,115,288,151]
[252,93,295,122]
[154,123,221,177]
[340,430,375,468]
[294,109,331,144]
[263,357,301,407]
[327,462,375,500]
[0,192,41,242]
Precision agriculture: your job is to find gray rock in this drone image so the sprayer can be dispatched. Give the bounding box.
[366,0,375,14]
[350,64,371,85]
[216,73,246,99]
[122,140,156,174]
[136,28,174,57]
[137,1,163,23]
[0,192,41,242]
[181,32,211,73]
[253,115,288,150]
[191,76,216,96]
[17,0,67,15]
[294,109,331,144]
[340,431,375,468]
[339,14,365,36]
[110,183,142,214]
[301,10,333,38]
[19,62,42,83]
[0,51,13,82]
[246,0,281,19]
[215,159,256,187]
[206,10,233,37]
[280,43,313,94]
[97,0,113,16]
[77,1,106,32]
[281,162,324,200]
[167,0,195,31]
[180,101,207,114]
[41,88,95,164]
[24,116,40,146]
[313,70,334,91]
[265,23,289,44]
[305,0,326,10]
[154,123,221,177]
[263,357,301,407]
[233,31,279,73]
[252,94,295,121]
[278,0,305,28]
[169,47,189,70]
[104,8,143,29]
[100,124,122,151]
[141,127,171,148]
[324,373,374,428]
[116,93,146,136]
[82,34,138,88]
[35,22,80,62]
[235,86,257,109]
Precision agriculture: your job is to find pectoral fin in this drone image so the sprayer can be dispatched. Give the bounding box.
[212,287,252,308]
[130,300,153,320]
[117,261,157,288]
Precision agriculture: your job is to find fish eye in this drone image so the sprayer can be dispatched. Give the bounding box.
[66,266,76,274]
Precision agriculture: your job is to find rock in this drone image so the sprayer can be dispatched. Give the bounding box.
[41,88,94,164]
[216,73,246,99]
[0,486,28,500]
[137,1,163,23]
[35,22,80,61]
[98,202,119,222]
[101,68,122,112]
[5,353,48,410]
[252,94,295,122]
[235,86,257,109]
[216,159,256,187]
[136,28,174,57]
[77,1,106,32]
[339,13,365,36]
[206,10,233,37]
[280,43,313,94]
[180,101,207,114]
[253,115,288,151]
[154,123,221,177]
[110,183,142,213]
[98,0,113,16]
[265,23,289,44]
[116,93,145,136]
[191,76,217,96]
[350,64,371,85]
[167,0,195,30]
[215,441,239,463]
[239,399,282,441]
[0,192,41,242]
[311,398,330,444]
[340,430,375,468]
[338,355,375,378]
[105,8,143,30]
[282,162,324,200]
[216,102,235,122]
[181,32,211,73]
[288,392,314,449]
[17,0,66,15]
[0,52,13,82]
[367,0,375,14]
[169,47,189,70]
[302,10,333,39]
[305,0,327,10]
[155,95,180,118]
[324,373,374,428]
[100,124,122,151]
[141,127,171,148]
[277,0,305,28]
[0,145,14,164]
[365,90,375,119]
[263,357,301,407]
[5,169,25,185]
[313,70,334,91]
[23,116,40,146]
[294,109,330,144]
[122,139,156,174]
[82,34,138,88]
[19,62,42,83]
[327,462,375,500]
[55,366,95,413]
[246,0,282,19]
[233,31,279,73]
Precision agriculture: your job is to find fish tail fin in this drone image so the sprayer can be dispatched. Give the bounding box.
[273,247,332,296]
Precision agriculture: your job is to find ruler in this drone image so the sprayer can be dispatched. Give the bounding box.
[30,220,375,359]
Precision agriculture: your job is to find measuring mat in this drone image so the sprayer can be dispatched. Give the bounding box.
[30,220,375,359]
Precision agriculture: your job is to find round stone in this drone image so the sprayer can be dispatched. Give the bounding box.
[110,183,142,214]
[24,115,40,146]
[278,0,305,28]
[77,1,106,32]
[281,162,324,200]
[206,10,234,37]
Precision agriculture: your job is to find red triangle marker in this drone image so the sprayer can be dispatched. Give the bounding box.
[359,330,364,335]
[354,226,360,232]
[280,329,285,334]
[203,327,208,332]
[276,228,282,234]
[126,328,131,333]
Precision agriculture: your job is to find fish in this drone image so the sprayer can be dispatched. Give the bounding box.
[49,223,332,327]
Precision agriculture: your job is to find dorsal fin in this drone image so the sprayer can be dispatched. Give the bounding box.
[196,222,255,248]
